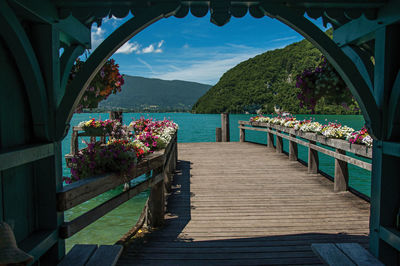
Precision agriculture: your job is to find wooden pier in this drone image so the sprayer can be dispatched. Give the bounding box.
[118,142,370,265]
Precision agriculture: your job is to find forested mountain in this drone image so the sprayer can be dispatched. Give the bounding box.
[97,75,211,112]
[192,30,359,114]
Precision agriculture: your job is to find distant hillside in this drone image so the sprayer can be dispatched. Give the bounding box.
[192,30,359,115]
[98,75,211,112]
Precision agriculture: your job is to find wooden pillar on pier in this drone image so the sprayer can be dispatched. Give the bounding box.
[239,125,245,142]
[71,130,78,155]
[308,141,319,174]
[276,131,283,153]
[289,134,298,161]
[221,113,230,142]
[267,132,274,149]
[334,149,349,192]
[216,128,222,142]
[146,167,165,228]
[109,110,123,122]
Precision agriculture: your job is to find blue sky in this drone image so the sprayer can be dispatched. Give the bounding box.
[91,13,327,85]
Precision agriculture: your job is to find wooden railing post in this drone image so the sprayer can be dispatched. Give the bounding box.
[109,110,123,122]
[308,141,319,174]
[289,134,298,161]
[71,130,78,155]
[146,167,165,228]
[239,125,245,142]
[334,149,349,192]
[221,113,230,142]
[216,128,222,142]
[267,131,274,149]
[276,131,283,153]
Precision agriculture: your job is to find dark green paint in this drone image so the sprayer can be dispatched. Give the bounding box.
[0,0,399,263]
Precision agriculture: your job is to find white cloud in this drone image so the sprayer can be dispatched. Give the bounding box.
[141,44,155,54]
[91,27,106,49]
[183,44,189,49]
[271,36,298,42]
[137,58,154,73]
[115,41,139,54]
[157,40,164,48]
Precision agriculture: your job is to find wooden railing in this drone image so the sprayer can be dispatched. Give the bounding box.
[239,120,372,196]
[57,131,178,239]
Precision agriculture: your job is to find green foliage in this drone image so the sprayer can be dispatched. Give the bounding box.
[192,29,360,115]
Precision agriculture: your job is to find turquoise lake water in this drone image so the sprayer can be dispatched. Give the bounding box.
[63,113,370,251]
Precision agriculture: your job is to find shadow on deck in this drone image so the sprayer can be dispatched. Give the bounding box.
[118,142,370,265]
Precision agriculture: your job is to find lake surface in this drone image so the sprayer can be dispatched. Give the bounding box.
[63,113,370,251]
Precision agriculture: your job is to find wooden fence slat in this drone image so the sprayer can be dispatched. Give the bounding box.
[57,152,164,211]
[60,173,164,239]
[0,143,54,171]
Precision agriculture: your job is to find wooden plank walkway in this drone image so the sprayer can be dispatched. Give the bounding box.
[118,142,370,265]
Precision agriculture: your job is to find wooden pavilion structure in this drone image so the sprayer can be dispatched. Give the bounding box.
[0,0,399,264]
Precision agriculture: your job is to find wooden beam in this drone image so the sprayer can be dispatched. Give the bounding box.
[19,230,58,264]
[57,151,164,211]
[60,173,164,239]
[55,16,91,47]
[308,141,319,174]
[333,1,400,47]
[146,168,165,228]
[221,113,230,142]
[289,134,298,161]
[0,143,54,171]
[379,226,400,253]
[334,149,349,192]
[0,0,50,140]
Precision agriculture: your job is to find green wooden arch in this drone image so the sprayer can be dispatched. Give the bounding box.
[1,0,400,264]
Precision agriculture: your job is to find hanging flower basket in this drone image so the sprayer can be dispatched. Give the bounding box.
[69,58,125,112]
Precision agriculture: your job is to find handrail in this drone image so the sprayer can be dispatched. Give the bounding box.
[57,132,178,239]
[238,120,371,196]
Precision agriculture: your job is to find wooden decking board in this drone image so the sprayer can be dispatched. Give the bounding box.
[118,142,370,265]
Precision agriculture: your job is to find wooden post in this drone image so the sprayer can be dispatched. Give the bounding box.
[289,134,298,161]
[308,141,319,174]
[267,132,275,149]
[146,167,165,228]
[71,130,78,155]
[216,128,222,142]
[276,131,283,153]
[334,149,349,192]
[221,113,230,142]
[109,110,123,122]
[239,126,245,142]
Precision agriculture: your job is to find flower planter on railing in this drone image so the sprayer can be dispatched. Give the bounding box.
[57,131,178,239]
[239,120,371,198]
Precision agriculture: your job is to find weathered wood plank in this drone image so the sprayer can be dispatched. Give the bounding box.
[335,243,384,266]
[308,141,319,174]
[0,143,54,171]
[119,142,370,265]
[57,152,164,211]
[58,244,97,266]
[311,243,356,265]
[221,113,230,142]
[86,245,123,266]
[216,127,222,142]
[334,149,349,192]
